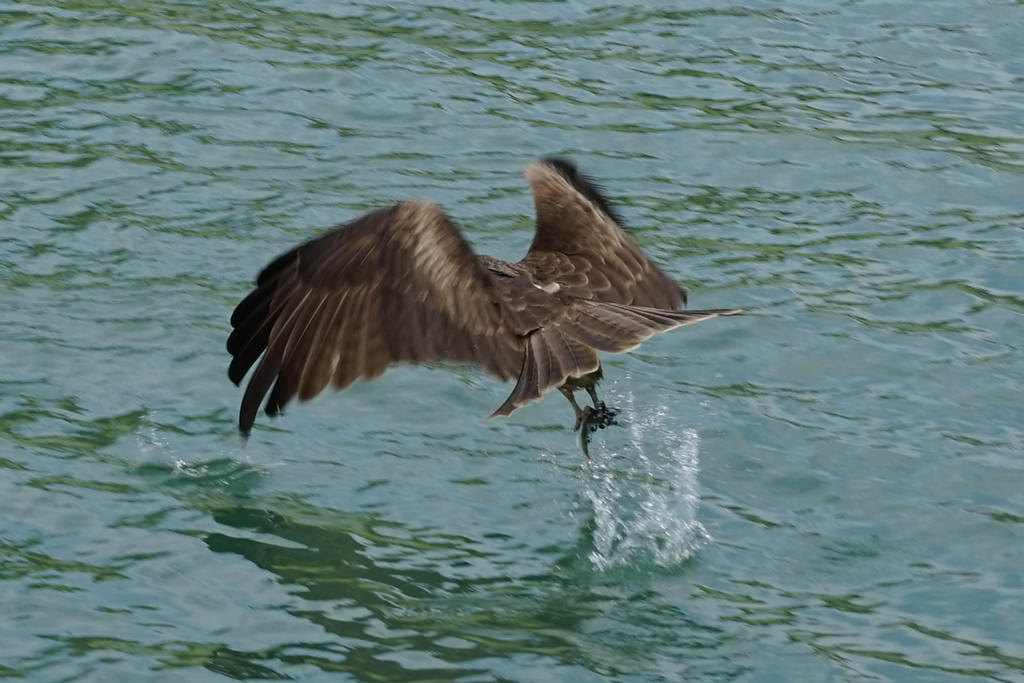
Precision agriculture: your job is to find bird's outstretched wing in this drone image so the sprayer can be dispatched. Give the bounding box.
[227,200,521,434]
[521,157,687,310]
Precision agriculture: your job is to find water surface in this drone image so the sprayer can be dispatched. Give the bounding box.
[2,0,1023,680]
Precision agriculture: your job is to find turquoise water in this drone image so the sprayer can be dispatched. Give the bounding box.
[2,1,1023,680]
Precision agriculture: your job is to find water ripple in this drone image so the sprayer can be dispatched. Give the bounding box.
[3,0,1024,679]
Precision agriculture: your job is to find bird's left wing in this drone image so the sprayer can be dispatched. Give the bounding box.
[227,200,521,434]
[522,157,687,310]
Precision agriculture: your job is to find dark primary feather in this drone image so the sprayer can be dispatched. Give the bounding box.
[227,200,523,434]
[227,158,739,433]
[540,157,628,228]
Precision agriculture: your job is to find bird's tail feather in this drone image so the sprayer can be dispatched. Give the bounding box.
[489,326,599,419]
[489,302,741,419]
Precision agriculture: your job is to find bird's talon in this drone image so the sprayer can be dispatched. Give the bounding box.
[575,406,594,432]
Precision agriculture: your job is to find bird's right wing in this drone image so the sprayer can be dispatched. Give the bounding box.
[227,200,522,434]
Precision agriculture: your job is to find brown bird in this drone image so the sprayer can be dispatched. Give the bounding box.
[227,157,740,436]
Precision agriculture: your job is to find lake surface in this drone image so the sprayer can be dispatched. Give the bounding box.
[2,1,1023,680]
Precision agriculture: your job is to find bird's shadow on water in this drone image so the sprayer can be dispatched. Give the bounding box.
[133,380,713,583]
[131,382,712,585]
[180,492,709,680]
[124,386,712,678]
[184,498,618,679]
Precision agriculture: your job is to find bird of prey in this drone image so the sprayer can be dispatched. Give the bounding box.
[227,157,740,437]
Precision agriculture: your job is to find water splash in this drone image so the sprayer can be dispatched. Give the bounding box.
[580,388,710,571]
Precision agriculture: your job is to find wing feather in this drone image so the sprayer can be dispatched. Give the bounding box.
[523,157,687,310]
[227,200,521,434]
[295,289,346,400]
[229,160,742,431]
[569,303,741,355]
